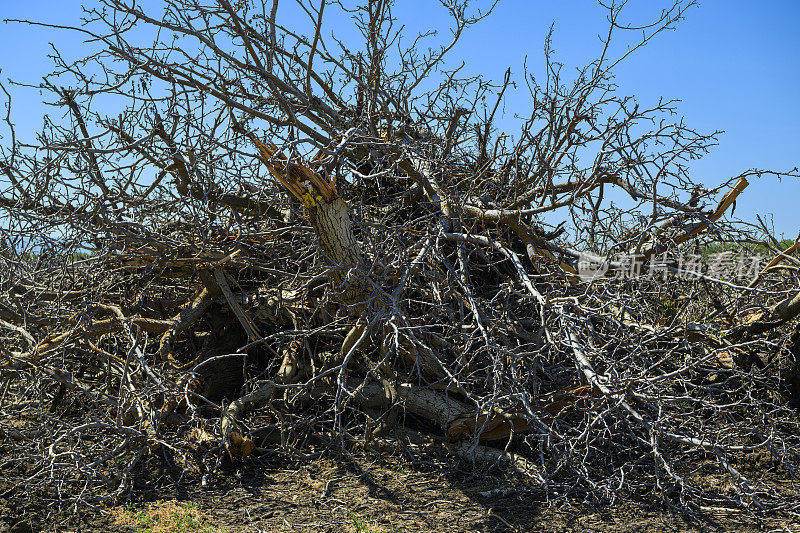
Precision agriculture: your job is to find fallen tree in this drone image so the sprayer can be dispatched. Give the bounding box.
[1,0,800,517]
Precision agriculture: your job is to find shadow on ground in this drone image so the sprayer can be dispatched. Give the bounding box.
[0,445,791,532]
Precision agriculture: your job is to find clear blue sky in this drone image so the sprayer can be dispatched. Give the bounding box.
[1,1,798,237]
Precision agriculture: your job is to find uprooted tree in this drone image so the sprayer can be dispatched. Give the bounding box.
[2,0,800,515]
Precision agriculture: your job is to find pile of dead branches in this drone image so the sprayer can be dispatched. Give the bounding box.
[1,0,800,517]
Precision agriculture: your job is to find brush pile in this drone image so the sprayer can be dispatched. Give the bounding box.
[1,0,799,515]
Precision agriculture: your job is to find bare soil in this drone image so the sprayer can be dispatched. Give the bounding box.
[2,447,797,533]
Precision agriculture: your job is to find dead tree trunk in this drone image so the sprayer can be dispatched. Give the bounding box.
[308,196,368,309]
[253,139,369,311]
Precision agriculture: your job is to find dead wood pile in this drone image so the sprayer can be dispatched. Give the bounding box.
[1,0,800,517]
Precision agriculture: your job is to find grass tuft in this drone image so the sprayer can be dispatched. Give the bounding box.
[112,500,226,533]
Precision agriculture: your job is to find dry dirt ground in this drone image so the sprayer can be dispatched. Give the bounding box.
[2,448,799,533]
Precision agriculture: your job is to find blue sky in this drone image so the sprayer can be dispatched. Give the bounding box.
[1,0,798,237]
